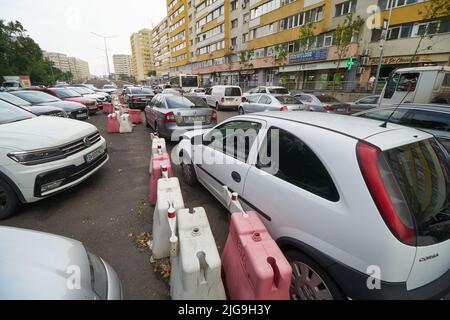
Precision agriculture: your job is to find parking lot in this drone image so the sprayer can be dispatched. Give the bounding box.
[1,110,236,300]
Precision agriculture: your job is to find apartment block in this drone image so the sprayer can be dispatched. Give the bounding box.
[44,51,91,82]
[130,28,156,82]
[152,17,171,79]
[113,54,133,79]
[43,51,71,73]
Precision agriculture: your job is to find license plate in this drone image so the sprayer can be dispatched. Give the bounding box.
[76,113,87,119]
[186,116,205,123]
[84,145,106,164]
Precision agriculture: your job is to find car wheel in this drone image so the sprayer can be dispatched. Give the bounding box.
[284,250,344,301]
[181,162,198,186]
[238,107,245,115]
[0,179,20,220]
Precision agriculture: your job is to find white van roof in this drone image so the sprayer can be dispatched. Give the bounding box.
[394,66,450,73]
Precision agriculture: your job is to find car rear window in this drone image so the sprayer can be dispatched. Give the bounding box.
[384,139,450,245]
[269,88,289,95]
[184,96,208,108]
[131,88,153,94]
[225,87,241,97]
[317,95,340,103]
[166,96,204,109]
[275,95,301,105]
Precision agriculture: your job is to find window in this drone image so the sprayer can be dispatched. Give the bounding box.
[298,95,313,103]
[243,33,248,43]
[396,73,419,92]
[231,37,237,46]
[280,6,323,31]
[225,87,241,96]
[409,110,450,131]
[359,96,379,104]
[335,0,356,17]
[358,108,409,124]
[231,19,238,29]
[204,121,262,162]
[231,0,238,10]
[257,128,340,202]
[246,95,261,103]
[259,95,272,104]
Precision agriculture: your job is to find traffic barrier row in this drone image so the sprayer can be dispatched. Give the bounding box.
[221,187,292,300]
[128,109,143,124]
[149,134,167,175]
[149,156,173,206]
[103,102,114,114]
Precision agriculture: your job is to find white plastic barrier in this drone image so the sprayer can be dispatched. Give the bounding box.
[150,177,185,260]
[149,134,168,175]
[119,114,133,133]
[170,207,226,300]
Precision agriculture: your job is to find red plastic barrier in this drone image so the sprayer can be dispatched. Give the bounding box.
[107,113,120,134]
[128,109,142,124]
[148,153,173,206]
[222,210,292,300]
[103,102,114,114]
[119,95,125,104]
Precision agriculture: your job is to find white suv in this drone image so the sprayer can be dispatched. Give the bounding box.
[175,112,450,300]
[0,99,108,219]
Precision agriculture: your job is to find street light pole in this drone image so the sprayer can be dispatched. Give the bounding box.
[373,4,393,95]
[91,32,118,78]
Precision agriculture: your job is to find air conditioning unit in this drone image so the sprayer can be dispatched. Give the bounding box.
[357,67,364,75]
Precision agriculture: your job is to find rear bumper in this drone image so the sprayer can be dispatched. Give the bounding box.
[159,123,216,140]
[129,102,148,110]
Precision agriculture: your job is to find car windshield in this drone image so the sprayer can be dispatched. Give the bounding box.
[194,89,205,93]
[225,87,241,97]
[276,95,301,105]
[104,85,115,89]
[54,88,82,98]
[383,139,450,245]
[131,88,153,94]
[0,99,34,124]
[12,91,60,104]
[0,92,31,106]
[269,88,289,94]
[317,95,340,103]
[70,87,92,95]
[166,96,206,109]
[184,96,208,108]
[181,76,198,88]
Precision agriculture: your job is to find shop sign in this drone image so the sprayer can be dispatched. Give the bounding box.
[288,48,329,64]
[369,55,434,65]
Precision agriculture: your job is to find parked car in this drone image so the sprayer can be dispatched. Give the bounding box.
[10,90,89,120]
[354,104,450,152]
[154,84,172,94]
[175,112,450,300]
[162,88,182,95]
[239,94,304,115]
[102,84,117,94]
[294,93,351,114]
[348,95,380,113]
[145,94,217,139]
[30,87,98,115]
[206,85,243,111]
[245,86,290,96]
[0,99,108,219]
[71,84,112,102]
[0,226,122,299]
[188,88,207,101]
[0,92,67,118]
[125,87,155,110]
[68,87,107,109]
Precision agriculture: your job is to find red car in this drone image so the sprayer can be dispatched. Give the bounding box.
[29,87,99,114]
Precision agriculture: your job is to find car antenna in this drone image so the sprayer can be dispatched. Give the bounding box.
[379,80,414,128]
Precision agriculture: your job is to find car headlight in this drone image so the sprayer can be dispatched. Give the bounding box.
[8,148,65,166]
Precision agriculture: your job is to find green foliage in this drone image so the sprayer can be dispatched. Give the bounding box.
[147,70,157,77]
[0,19,66,85]
[333,13,364,61]
[274,44,288,67]
[239,50,254,70]
[298,22,316,53]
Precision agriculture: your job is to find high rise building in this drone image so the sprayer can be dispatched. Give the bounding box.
[113,54,133,79]
[44,51,91,82]
[43,51,71,73]
[130,28,156,82]
[167,0,191,75]
[153,17,171,79]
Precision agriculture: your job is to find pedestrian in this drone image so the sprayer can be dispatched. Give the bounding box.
[368,75,376,92]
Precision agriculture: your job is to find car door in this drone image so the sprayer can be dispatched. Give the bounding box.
[194,119,265,205]
[254,95,269,113]
[245,94,260,113]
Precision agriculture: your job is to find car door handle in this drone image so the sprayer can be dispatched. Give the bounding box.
[231,171,241,183]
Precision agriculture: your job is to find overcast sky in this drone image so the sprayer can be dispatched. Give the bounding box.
[1,0,167,76]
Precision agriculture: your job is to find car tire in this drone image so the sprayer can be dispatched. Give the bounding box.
[181,162,198,186]
[238,107,245,115]
[0,179,20,220]
[284,250,344,301]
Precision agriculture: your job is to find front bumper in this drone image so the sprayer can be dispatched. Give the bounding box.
[102,258,123,300]
[69,109,89,120]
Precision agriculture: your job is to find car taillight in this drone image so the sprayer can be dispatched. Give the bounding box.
[211,110,217,122]
[279,106,288,111]
[356,141,416,246]
[323,105,333,111]
[132,96,139,101]
[221,97,225,103]
[163,112,176,123]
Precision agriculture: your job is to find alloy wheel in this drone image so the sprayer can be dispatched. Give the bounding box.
[290,261,333,300]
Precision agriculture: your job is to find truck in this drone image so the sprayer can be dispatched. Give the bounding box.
[1,76,31,91]
[380,66,450,105]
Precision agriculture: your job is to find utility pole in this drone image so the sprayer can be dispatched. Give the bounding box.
[373,4,393,95]
[91,32,118,78]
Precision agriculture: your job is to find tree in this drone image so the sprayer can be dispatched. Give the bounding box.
[238,49,254,85]
[298,22,316,53]
[409,0,450,65]
[147,70,157,77]
[333,13,364,87]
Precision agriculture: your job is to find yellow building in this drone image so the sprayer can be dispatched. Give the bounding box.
[130,28,156,82]
[153,17,171,79]
[167,0,190,74]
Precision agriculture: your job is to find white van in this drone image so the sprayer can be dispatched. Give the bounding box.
[381,66,450,106]
[206,85,242,111]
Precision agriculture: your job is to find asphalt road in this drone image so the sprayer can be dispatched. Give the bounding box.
[1,110,237,300]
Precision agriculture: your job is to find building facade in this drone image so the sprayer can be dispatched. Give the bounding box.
[44,51,91,82]
[43,51,71,73]
[130,28,156,82]
[160,0,449,90]
[153,17,171,79]
[113,54,134,79]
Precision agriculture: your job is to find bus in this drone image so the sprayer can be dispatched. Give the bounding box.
[169,74,199,92]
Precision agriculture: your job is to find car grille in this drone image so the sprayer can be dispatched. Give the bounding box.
[45,111,66,118]
[60,131,101,157]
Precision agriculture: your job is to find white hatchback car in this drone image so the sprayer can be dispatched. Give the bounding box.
[175,112,450,300]
[0,100,108,219]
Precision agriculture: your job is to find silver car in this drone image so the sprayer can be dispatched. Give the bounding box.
[294,93,351,114]
[0,227,122,300]
[348,95,380,114]
[145,94,217,140]
[244,86,290,96]
[239,94,304,115]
